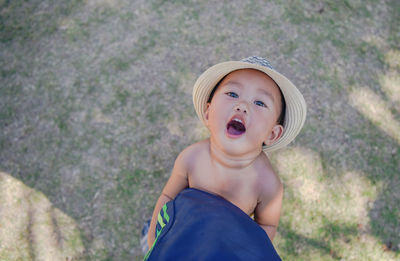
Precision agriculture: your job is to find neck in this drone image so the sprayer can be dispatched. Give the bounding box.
[208,139,260,169]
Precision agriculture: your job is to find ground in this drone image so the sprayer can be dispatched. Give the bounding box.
[0,0,399,260]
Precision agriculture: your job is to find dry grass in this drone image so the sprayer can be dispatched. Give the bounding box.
[0,0,399,260]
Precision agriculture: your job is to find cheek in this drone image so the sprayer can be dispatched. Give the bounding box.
[208,105,230,133]
[210,100,228,117]
[252,113,273,137]
[206,104,222,126]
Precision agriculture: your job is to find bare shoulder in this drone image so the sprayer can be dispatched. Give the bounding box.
[255,153,283,203]
[161,141,210,198]
[175,139,210,171]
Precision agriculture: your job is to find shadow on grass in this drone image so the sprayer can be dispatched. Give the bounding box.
[279,221,359,260]
[341,81,399,253]
[298,69,399,255]
[0,172,84,260]
[0,0,84,43]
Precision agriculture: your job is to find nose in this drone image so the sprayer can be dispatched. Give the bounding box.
[234,102,248,114]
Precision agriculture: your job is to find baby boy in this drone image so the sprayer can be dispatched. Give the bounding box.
[147,56,306,248]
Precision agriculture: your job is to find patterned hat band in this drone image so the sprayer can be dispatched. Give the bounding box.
[241,56,274,69]
[192,56,307,152]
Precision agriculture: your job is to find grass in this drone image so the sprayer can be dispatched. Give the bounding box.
[0,0,399,260]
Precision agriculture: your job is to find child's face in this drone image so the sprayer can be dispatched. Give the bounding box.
[205,69,284,156]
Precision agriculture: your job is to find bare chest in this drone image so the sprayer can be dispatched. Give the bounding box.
[188,164,260,215]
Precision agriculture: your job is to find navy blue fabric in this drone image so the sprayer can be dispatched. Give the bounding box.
[146,188,281,261]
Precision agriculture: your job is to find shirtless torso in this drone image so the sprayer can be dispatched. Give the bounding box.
[159,139,283,242]
[186,140,278,216]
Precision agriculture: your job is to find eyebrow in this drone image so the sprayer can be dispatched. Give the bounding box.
[223,80,276,103]
[224,80,242,87]
[258,88,275,102]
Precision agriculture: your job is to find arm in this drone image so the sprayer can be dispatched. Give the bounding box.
[147,151,190,248]
[254,182,283,241]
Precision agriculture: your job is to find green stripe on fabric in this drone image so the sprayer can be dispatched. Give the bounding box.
[157,212,165,228]
[144,203,169,261]
[162,204,170,222]
[144,236,158,261]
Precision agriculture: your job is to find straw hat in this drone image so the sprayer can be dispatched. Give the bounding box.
[192,56,307,152]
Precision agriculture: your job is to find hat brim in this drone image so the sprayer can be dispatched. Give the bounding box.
[192,61,307,152]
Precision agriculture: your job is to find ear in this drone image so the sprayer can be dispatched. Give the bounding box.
[204,103,211,126]
[264,124,284,146]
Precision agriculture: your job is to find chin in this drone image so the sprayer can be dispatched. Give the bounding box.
[221,140,262,157]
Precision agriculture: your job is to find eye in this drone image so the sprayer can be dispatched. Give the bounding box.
[225,92,238,98]
[254,100,267,108]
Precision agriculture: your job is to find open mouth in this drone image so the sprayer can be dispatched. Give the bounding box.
[227,118,246,136]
